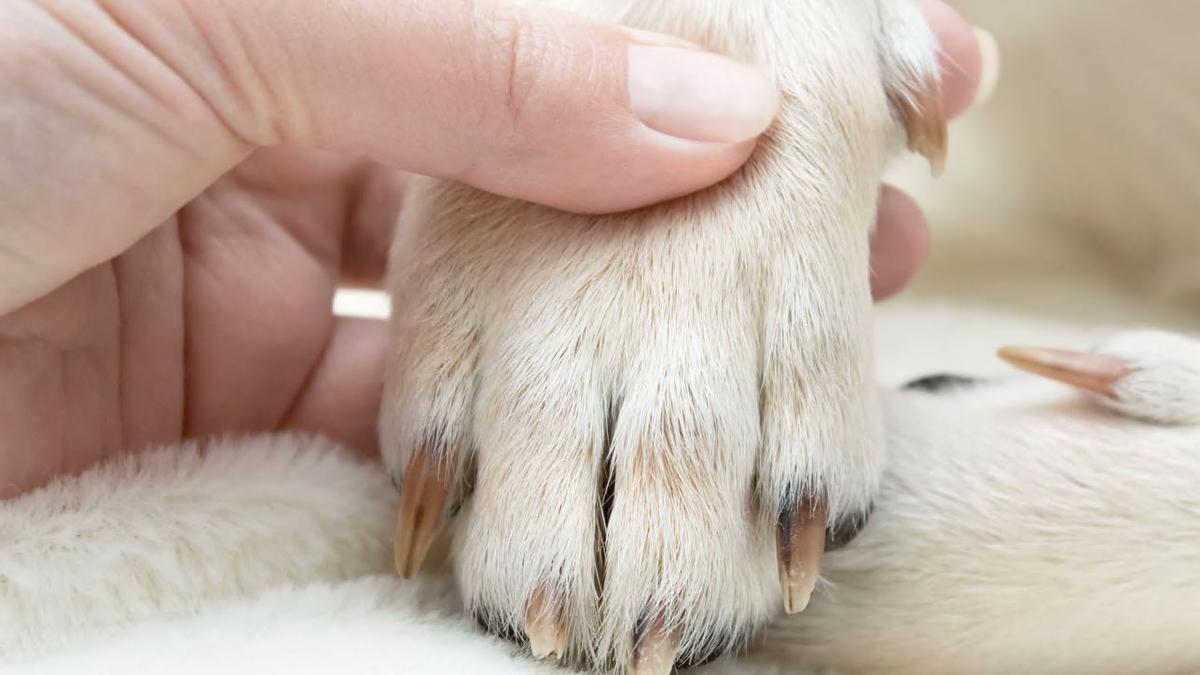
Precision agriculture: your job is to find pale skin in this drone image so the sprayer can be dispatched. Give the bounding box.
[0,0,982,499]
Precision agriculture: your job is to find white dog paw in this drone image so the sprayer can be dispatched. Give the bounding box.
[380,216,879,669]
[381,0,944,670]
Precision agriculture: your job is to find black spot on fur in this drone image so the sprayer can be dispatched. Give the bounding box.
[903,373,980,393]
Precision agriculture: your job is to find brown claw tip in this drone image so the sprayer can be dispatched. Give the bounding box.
[891,76,948,176]
[997,346,1132,399]
[776,498,827,615]
[393,451,454,579]
[525,587,568,661]
[631,616,682,675]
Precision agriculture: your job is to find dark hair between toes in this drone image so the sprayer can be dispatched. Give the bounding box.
[825,503,873,552]
[673,625,757,671]
[474,608,524,646]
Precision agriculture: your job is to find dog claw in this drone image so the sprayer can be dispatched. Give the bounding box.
[998,346,1132,398]
[631,616,682,675]
[776,498,827,615]
[393,450,454,578]
[891,76,948,176]
[525,587,568,661]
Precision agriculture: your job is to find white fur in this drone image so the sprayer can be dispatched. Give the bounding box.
[1097,330,1200,425]
[382,0,942,664]
[0,434,395,657]
[0,434,558,674]
[9,578,560,675]
[6,327,1200,675]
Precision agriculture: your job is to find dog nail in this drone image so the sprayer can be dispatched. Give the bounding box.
[890,75,948,176]
[776,497,827,614]
[393,450,454,578]
[525,586,568,661]
[631,615,681,675]
[998,346,1132,398]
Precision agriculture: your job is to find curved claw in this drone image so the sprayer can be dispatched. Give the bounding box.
[525,586,568,661]
[776,497,827,615]
[998,346,1133,398]
[393,450,455,578]
[890,75,948,175]
[631,615,682,675]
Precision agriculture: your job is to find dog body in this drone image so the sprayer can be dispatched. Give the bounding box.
[768,332,1200,674]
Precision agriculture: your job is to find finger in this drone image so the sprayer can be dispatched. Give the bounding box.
[282,316,387,455]
[341,166,407,289]
[921,0,989,119]
[870,186,930,301]
[197,148,402,289]
[177,0,774,214]
[0,1,253,314]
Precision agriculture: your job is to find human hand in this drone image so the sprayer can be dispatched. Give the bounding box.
[0,0,987,497]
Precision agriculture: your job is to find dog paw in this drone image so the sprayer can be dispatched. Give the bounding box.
[999,330,1200,425]
[381,214,879,669]
[381,0,943,670]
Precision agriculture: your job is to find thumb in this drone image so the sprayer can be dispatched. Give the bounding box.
[211,0,779,212]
